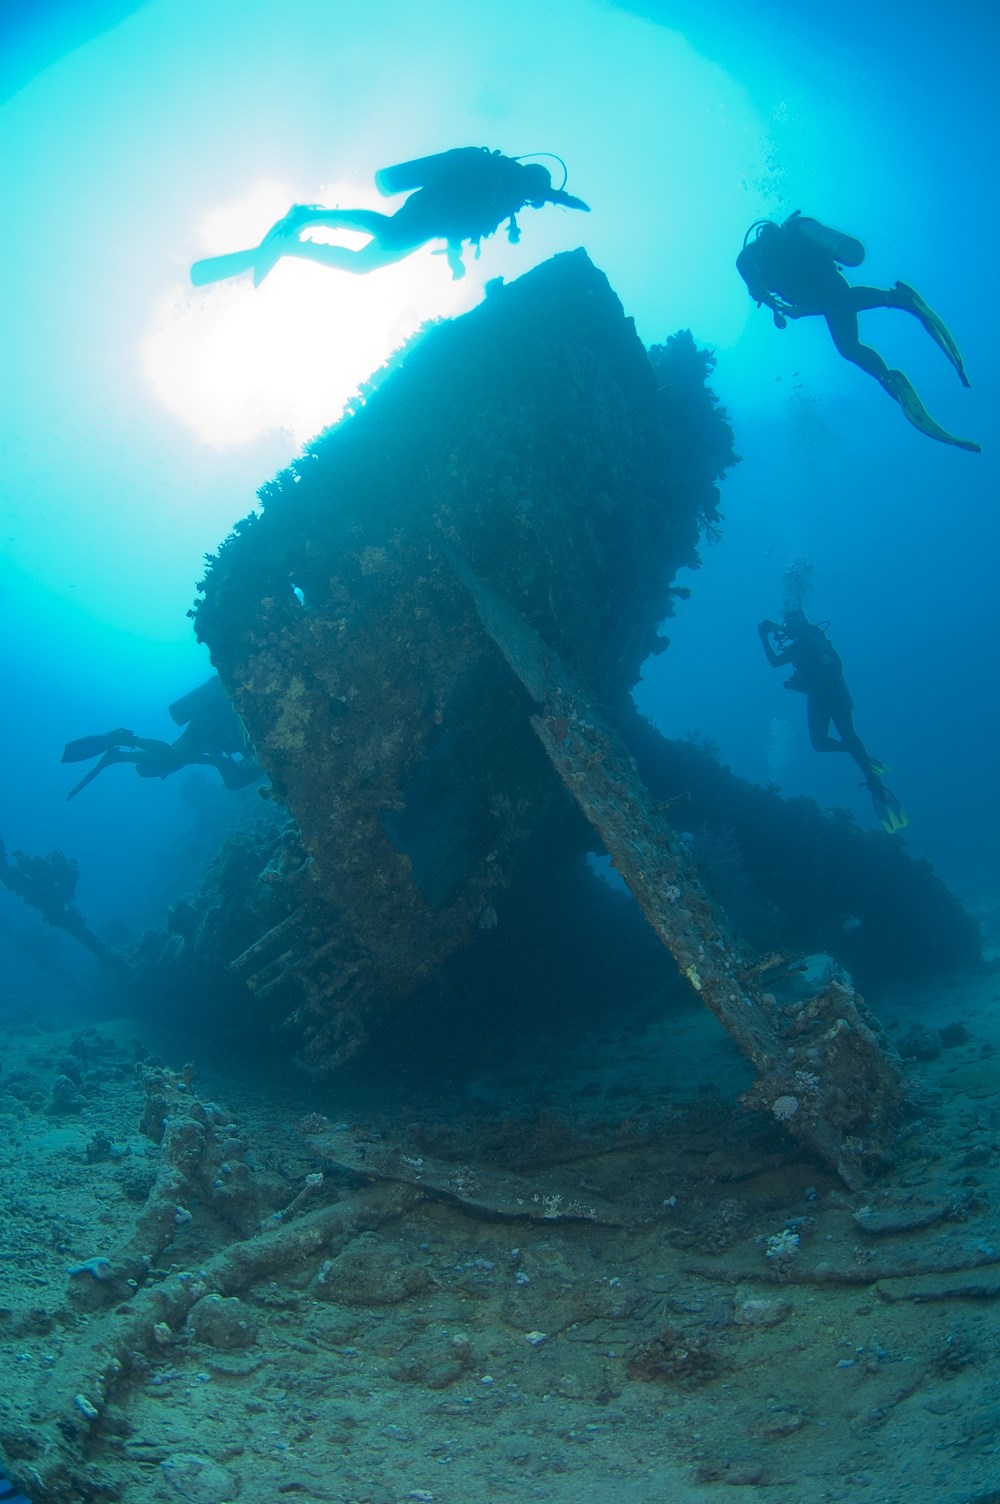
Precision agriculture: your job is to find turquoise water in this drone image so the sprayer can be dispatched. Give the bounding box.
[4,1,994,947]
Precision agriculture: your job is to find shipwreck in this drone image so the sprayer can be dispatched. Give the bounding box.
[162,249,977,1186]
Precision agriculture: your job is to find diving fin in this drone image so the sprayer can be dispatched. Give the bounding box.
[894,282,971,387]
[190,205,337,288]
[61,729,136,763]
[881,370,981,453]
[65,749,127,801]
[190,245,263,287]
[191,209,304,289]
[190,237,286,290]
[251,205,324,287]
[868,780,909,836]
[251,225,287,289]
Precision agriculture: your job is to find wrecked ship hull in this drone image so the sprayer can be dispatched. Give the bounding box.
[195,251,731,1061]
[182,249,981,1179]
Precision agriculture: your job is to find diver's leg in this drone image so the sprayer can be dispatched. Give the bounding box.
[847,286,898,313]
[65,746,161,800]
[843,733,909,833]
[283,202,429,274]
[826,290,979,447]
[823,303,890,381]
[264,191,439,278]
[253,208,402,285]
[830,708,875,777]
[829,709,907,827]
[281,237,416,274]
[815,693,909,831]
[130,737,174,756]
[806,699,845,754]
[212,756,264,791]
[286,208,395,237]
[848,283,971,387]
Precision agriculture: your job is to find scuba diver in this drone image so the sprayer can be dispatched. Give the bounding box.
[61,676,261,801]
[0,835,119,964]
[190,146,589,288]
[758,611,908,834]
[737,212,980,453]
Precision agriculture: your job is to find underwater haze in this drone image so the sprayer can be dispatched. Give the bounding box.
[3,0,996,950]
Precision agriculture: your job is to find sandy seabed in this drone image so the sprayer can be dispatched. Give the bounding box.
[2,956,1000,1504]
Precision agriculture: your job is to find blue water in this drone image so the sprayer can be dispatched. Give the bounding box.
[2,0,996,954]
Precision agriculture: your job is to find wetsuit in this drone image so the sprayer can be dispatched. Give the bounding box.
[736,217,980,452]
[737,220,907,382]
[62,677,261,799]
[758,616,908,833]
[264,148,589,279]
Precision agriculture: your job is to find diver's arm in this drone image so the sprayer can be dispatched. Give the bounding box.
[758,621,791,668]
[740,266,778,312]
[759,290,799,328]
[745,279,798,327]
[545,189,590,212]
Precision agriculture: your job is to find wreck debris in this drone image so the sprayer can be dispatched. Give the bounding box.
[30,1183,421,1502]
[446,546,904,1186]
[66,1065,262,1309]
[303,1120,618,1225]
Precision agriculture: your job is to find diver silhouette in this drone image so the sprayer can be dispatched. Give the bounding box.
[190,147,589,288]
[758,610,908,835]
[737,212,980,453]
[61,676,261,800]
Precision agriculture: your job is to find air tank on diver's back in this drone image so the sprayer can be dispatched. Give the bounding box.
[374,148,491,196]
[785,210,866,267]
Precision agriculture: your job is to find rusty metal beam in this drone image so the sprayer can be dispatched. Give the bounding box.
[446,544,903,1186]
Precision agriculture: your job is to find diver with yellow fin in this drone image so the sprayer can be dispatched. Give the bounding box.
[758,611,908,835]
[737,212,979,452]
[191,147,589,288]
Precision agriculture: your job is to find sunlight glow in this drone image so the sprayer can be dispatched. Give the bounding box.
[142,181,476,448]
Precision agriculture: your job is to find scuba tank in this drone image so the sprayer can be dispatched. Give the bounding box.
[374,147,491,196]
[784,211,865,267]
[168,677,225,727]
